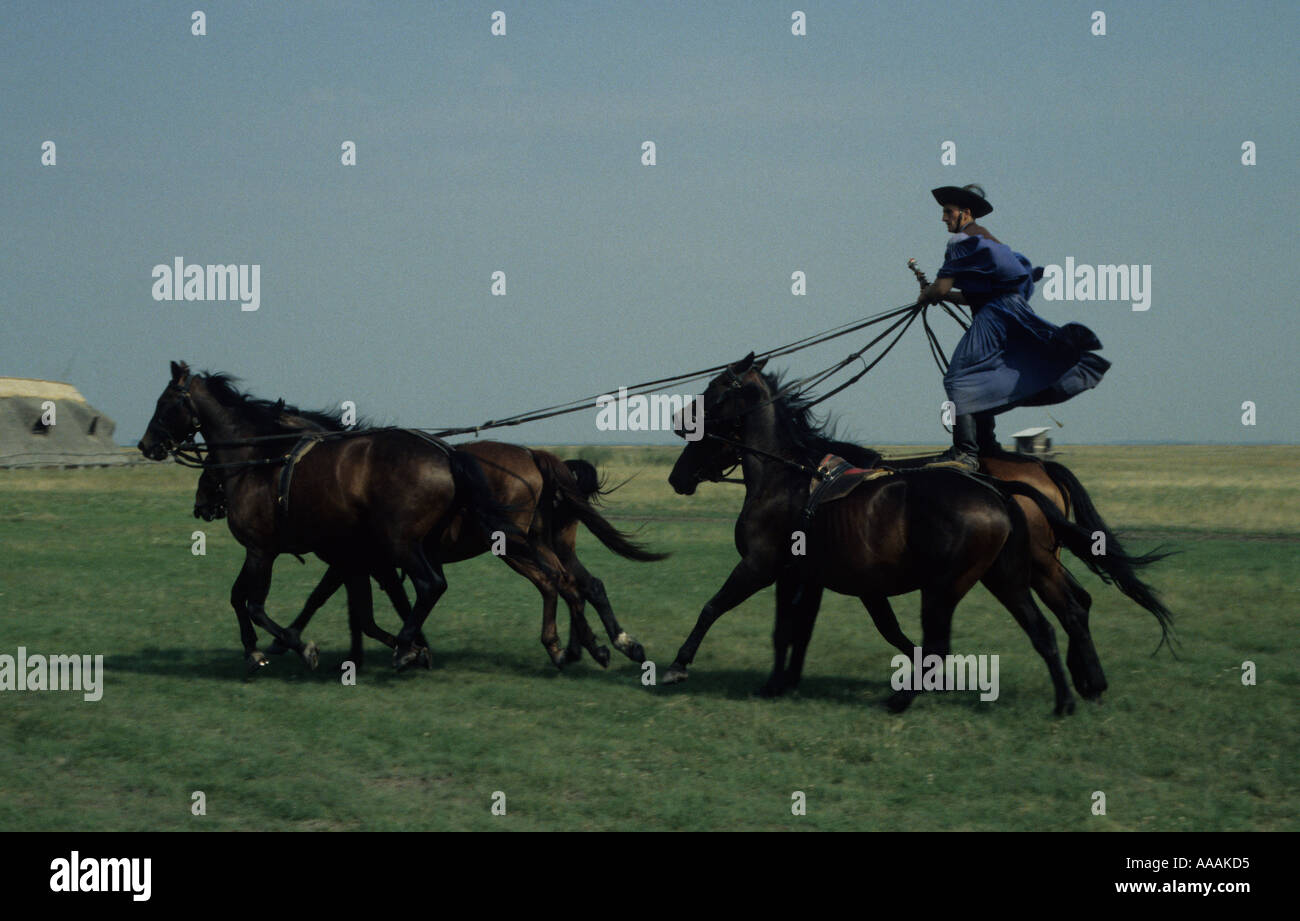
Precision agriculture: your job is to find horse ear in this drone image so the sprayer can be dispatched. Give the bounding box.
[732,351,756,372]
[170,360,189,380]
[752,356,768,373]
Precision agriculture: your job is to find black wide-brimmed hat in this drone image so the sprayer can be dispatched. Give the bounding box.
[931,184,992,218]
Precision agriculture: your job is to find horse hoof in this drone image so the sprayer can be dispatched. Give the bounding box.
[299,641,319,671]
[565,647,584,664]
[593,646,611,668]
[757,680,785,698]
[614,632,645,663]
[393,648,419,671]
[661,665,688,685]
[266,638,288,656]
[417,647,433,670]
[551,652,567,670]
[245,651,269,676]
[1054,698,1077,717]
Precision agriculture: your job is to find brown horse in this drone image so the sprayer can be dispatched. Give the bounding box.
[664,354,1171,714]
[882,449,1111,697]
[139,361,533,673]
[208,445,663,670]
[671,356,1113,703]
[752,434,1171,703]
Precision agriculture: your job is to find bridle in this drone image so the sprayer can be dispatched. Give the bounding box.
[687,368,827,486]
[144,375,203,460]
[145,375,337,471]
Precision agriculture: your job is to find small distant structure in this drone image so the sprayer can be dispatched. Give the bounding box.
[1010,426,1054,457]
[0,377,133,468]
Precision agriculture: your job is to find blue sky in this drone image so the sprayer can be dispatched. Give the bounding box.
[2,0,1296,446]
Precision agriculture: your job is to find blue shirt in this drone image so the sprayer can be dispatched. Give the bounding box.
[936,226,1036,307]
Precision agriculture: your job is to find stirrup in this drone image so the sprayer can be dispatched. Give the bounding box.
[924,449,979,471]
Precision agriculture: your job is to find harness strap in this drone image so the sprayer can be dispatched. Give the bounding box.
[277,435,324,518]
[702,432,825,480]
[403,429,453,456]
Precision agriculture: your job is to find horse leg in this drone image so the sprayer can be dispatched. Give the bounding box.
[239,550,320,672]
[983,573,1075,717]
[1033,561,1106,700]
[391,544,447,671]
[500,551,573,669]
[886,590,958,714]
[230,557,267,675]
[567,555,644,663]
[1062,567,1106,695]
[562,587,610,668]
[554,545,589,664]
[550,555,611,669]
[563,600,586,665]
[553,555,609,667]
[860,593,917,657]
[662,558,774,684]
[363,573,401,649]
[268,564,345,656]
[781,581,825,692]
[372,567,429,667]
[342,570,372,670]
[758,572,800,697]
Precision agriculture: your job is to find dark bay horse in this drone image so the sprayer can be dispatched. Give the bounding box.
[664,354,1172,714]
[749,409,1171,703]
[139,361,530,673]
[882,450,1113,699]
[198,440,665,670]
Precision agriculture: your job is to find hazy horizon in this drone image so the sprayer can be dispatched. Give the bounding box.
[3,1,1296,450]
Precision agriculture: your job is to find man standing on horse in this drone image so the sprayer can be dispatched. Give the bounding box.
[915,184,1111,470]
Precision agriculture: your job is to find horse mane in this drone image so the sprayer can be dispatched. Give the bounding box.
[200,372,368,434]
[759,369,882,469]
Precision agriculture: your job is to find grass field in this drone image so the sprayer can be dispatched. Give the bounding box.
[1,446,1296,831]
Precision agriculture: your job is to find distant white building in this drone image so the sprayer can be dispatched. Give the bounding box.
[1010,426,1053,456]
[0,378,131,468]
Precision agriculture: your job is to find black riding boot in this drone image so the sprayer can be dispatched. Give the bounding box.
[927,413,980,471]
[974,411,1002,455]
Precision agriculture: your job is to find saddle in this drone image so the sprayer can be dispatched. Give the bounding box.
[802,453,894,521]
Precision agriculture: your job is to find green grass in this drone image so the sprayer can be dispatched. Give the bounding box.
[0,447,1296,830]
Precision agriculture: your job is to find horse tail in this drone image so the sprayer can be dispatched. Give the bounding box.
[1042,459,1128,556]
[563,458,603,501]
[994,479,1177,655]
[533,451,669,562]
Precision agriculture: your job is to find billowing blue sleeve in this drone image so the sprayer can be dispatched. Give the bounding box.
[937,235,1035,299]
